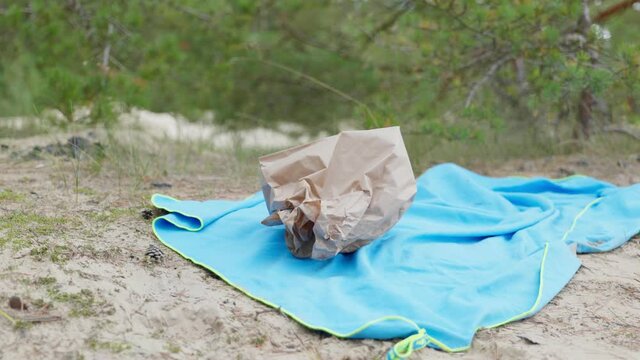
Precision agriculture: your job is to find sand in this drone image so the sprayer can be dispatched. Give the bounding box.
[0,131,638,360]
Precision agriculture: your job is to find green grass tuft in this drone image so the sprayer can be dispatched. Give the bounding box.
[0,212,71,250]
[30,245,72,263]
[86,337,131,353]
[165,343,181,353]
[47,288,111,317]
[13,320,33,330]
[0,189,25,202]
[251,334,266,347]
[34,276,57,286]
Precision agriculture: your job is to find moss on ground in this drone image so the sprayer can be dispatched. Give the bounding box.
[0,211,71,250]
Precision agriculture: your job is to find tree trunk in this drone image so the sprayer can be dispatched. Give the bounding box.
[575,88,594,140]
[573,0,595,139]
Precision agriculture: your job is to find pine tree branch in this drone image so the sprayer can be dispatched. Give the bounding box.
[362,1,413,49]
[594,0,638,23]
[602,125,640,141]
[464,56,512,108]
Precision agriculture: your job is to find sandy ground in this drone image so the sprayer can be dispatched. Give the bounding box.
[0,132,639,360]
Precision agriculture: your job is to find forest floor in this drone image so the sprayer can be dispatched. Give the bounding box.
[0,129,639,360]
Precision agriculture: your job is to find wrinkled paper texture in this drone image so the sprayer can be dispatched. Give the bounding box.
[259,127,416,260]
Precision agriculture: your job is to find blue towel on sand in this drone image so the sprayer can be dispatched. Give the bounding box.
[151,163,640,357]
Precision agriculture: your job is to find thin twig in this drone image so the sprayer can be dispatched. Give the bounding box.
[279,18,349,58]
[18,315,62,323]
[602,126,640,141]
[101,23,114,72]
[0,7,32,15]
[0,272,32,278]
[230,57,375,118]
[424,1,495,40]
[362,0,413,49]
[109,56,128,71]
[172,4,214,22]
[455,48,496,72]
[464,56,512,108]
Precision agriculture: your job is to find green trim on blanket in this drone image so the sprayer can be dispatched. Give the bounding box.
[150,190,603,356]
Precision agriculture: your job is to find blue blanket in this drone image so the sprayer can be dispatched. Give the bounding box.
[151,164,640,358]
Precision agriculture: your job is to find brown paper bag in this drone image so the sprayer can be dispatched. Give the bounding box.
[259,127,416,260]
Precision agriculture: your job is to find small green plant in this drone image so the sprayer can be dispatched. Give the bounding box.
[86,337,131,354]
[251,334,266,347]
[50,245,72,263]
[30,298,52,309]
[29,245,72,263]
[34,276,57,286]
[47,288,109,317]
[13,320,33,330]
[0,189,25,202]
[165,343,181,354]
[29,246,49,260]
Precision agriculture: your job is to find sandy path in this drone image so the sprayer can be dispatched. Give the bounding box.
[0,134,638,360]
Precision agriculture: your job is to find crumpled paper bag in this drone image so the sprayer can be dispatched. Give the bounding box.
[259,127,416,260]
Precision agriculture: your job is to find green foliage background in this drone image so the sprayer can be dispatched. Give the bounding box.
[0,0,638,139]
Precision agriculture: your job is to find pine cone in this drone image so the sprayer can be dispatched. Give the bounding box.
[140,209,154,220]
[141,208,168,221]
[145,244,165,261]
